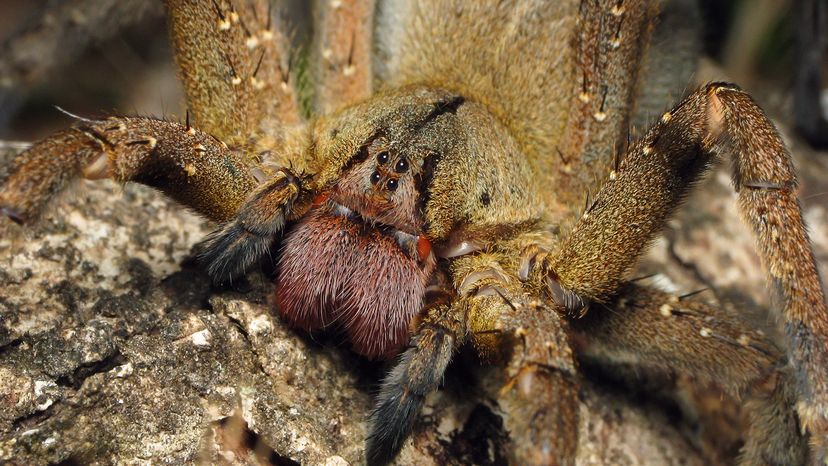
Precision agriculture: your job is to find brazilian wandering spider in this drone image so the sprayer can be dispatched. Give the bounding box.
[0,1,827,465]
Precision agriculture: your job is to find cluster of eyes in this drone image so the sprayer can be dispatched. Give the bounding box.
[371,151,409,192]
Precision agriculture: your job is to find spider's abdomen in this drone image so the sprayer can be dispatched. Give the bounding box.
[275,206,435,360]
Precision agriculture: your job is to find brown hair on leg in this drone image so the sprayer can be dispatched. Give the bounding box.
[0,117,257,224]
[457,251,579,466]
[524,82,827,459]
[165,0,303,147]
[572,282,808,466]
[312,0,375,114]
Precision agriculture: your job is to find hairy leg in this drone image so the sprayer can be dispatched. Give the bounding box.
[366,288,464,466]
[197,167,313,283]
[456,251,579,466]
[573,282,808,465]
[366,242,582,466]
[556,0,660,210]
[523,83,828,455]
[2,0,317,225]
[0,117,256,224]
[473,294,578,466]
[164,0,303,148]
[312,0,375,114]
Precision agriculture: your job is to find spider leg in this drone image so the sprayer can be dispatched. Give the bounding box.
[556,0,660,210]
[0,117,256,224]
[366,289,464,466]
[197,167,311,284]
[312,0,375,114]
[479,296,578,466]
[164,0,303,149]
[456,251,579,466]
[2,0,314,225]
[573,282,808,465]
[366,247,582,466]
[526,83,828,458]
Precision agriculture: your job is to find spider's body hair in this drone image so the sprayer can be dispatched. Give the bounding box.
[375,0,659,218]
[273,86,543,359]
[277,204,436,359]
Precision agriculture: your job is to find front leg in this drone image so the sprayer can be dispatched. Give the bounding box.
[524,83,828,456]
[455,251,579,466]
[366,288,465,466]
[367,246,581,466]
[0,117,257,224]
[197,167,313,284]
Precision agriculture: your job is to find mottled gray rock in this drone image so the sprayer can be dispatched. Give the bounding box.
[0,146,712,464]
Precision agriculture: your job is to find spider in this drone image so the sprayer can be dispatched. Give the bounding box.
[1,0,826,465]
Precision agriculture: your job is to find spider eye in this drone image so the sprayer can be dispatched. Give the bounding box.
[377,151,390,164]
[370,171,381,184]
[386,179,398,191]
[394,158,409,173]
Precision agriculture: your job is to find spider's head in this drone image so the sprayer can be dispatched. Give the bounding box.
[324,133,429,237]
[308,84,541,246]
[308,86,466,239]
